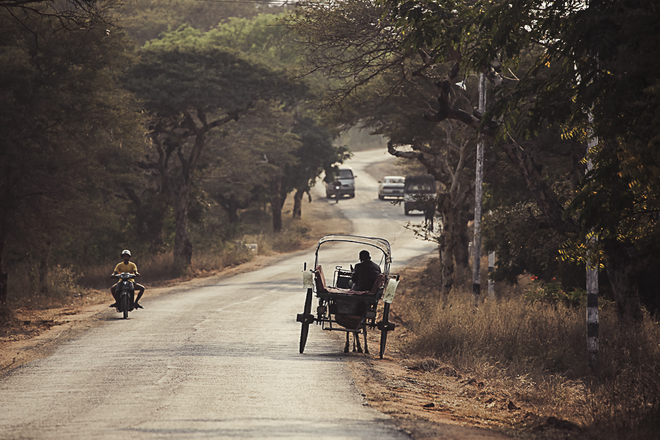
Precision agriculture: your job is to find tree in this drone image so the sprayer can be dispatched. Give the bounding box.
[123,29,305,270]
[0,4,145,309]
[379,0,660,323]
[285,0,480,295]
[288,116,351,220]
[288,0,660,323]
[229,101,302,233]
[116,0,283,45]
[202,132,265,225]
[206,13,350,222]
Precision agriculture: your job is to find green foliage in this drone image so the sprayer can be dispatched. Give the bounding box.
[483,202,586,290]
[0,6,146,297]
[117,0,279,45]
[287,116,351,193]
[203,13,300,68]
[382,0,660,236]
[126,44,293,113]
[0,2,342,305]
[524,278,586,309]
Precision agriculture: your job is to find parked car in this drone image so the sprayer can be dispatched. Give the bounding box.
[325,167,356,198]
[378,176,405,200]
[403,175,436,215]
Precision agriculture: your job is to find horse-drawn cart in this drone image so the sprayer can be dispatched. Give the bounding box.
[296,234,399,358]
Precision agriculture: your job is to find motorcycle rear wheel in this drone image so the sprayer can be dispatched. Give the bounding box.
[121,295,129,319]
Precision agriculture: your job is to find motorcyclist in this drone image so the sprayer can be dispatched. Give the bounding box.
[109,249,145,309]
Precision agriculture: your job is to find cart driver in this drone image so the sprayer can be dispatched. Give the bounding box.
[351,250,381,291]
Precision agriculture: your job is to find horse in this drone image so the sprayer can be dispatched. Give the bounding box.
[335,314,369,354]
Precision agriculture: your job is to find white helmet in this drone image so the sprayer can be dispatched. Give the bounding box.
[121,249,131,257]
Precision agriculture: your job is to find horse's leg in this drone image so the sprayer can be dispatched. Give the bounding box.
[344,332,350,353]
[355,331,363,353]
[362,326,370,354]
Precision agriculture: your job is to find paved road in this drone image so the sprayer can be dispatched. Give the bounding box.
[0,150,437,439]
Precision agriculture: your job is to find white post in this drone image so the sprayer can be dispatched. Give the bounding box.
[488,250,495,301]
[472,72,487,307]
[586,125,599,369]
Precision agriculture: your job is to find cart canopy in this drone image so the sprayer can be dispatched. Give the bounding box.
[315,234,392,265]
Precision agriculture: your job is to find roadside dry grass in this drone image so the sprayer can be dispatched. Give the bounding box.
[372,260,660,440]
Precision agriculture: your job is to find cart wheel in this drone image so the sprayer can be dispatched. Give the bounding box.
[379,328,388,359]
[299,288,313,353]
[299,323,310,353]
[379,303,391,359]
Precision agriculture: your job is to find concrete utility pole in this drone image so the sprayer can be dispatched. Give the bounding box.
[472,72,487,307]
[586,117,599,370]
[585,0,601,373]
[488,247,496,301]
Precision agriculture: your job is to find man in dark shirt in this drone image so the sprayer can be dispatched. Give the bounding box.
[351,250,381,291]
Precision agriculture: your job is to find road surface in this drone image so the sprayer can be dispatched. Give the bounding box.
[0,150,437,439]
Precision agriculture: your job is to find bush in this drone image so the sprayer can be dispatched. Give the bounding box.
[524,277,587,308]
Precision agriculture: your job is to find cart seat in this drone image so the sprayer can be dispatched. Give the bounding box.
[315,265,385,297]
[314,265,329,293]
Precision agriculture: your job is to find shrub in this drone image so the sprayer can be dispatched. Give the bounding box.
[524,277,586,308]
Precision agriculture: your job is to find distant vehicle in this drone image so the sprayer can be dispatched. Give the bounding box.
[403,175,436,215]
[378,176,405,200]
[325,167,356,199]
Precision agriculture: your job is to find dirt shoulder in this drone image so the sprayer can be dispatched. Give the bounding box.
[342,314,576,440]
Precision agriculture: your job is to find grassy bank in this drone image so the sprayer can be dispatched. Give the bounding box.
[392,258,660,439]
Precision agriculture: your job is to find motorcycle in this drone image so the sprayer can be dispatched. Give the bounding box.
[333,180,341,203]
[112,272,136,319]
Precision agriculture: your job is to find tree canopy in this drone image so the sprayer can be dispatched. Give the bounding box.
[286,0,660,322]
[0,2,145,304]
[0,2,347,311]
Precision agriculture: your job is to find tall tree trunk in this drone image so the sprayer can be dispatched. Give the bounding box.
[172,131,206,272]
[272,202,283,233]
[437,193,461,299]
[38,239,51,294]
[453,208,471,279]
[226,194,240,223]
[438,239,455,301]
[472,72,487,307]
[603,239,644,325]
[0,213,8,308]
[292,189,304,220]
[436,178,472,295]
[173,184,193,272]
[269,178,286,233]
